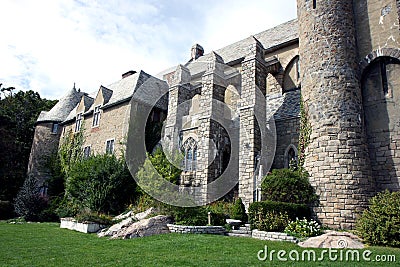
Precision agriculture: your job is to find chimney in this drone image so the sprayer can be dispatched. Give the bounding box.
[191,44,204,60]
[122,70,137,79]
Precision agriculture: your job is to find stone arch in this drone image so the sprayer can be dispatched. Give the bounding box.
[284,144,298,169]
[359,48,400,76]
[282,55,300,93]
[280,50,299,70]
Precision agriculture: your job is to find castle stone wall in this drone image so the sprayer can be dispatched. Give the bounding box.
[354,0,400,61]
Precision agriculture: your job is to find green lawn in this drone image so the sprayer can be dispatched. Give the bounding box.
[0,222,399,267]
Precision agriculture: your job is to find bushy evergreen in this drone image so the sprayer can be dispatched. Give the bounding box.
[14,174,48,221]
[356,190,400,247]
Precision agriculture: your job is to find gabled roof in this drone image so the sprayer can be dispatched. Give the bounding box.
[100,86,113,104]
[36,87,84,123]
[102,70,151,108]
[81,94,94,112]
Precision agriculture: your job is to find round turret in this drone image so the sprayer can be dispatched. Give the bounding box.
[297,0,374,229]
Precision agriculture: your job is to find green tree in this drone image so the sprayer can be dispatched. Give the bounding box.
[149,147,182,185]
[0,87,57,202]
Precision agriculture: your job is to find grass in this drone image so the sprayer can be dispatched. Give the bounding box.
[0,222,399,266]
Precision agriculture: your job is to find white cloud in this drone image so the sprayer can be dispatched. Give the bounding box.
[0,0,296,99]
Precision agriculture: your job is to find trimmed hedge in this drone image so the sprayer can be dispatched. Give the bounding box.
[261,169,317,205]
[248,200,311,230]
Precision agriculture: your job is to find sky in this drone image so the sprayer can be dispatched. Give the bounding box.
[0,0,297,100]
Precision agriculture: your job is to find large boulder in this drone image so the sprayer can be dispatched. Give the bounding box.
[98,207,158,238]
[98,217,135,238]
[298,231,364,249]
[111,215,172,239]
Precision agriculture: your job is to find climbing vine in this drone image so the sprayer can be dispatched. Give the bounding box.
[298,95,312,169]
[58,126,85,176]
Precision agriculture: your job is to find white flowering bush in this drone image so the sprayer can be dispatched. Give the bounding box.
[284,218,322,238]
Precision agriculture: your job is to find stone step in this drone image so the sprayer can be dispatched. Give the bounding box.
[230,229,252,235]
[239,226,250,231]
[226,232,252,238]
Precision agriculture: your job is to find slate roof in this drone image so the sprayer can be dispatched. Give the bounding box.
[61,70,169,124]
[156,19,298,78]
[267,89,301,121]
[36,87,83,123]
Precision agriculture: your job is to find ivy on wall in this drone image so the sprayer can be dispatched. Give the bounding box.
[298,95,311,169]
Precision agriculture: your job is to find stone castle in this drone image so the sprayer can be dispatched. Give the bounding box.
[28,0,400,229]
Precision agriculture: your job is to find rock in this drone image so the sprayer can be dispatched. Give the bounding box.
[298,231,364,249]
[98,208,159,238]
[98,217,135,238]
[112,207,156,222]
[111,215,172,239]
[133,207,157,221]
[113,210,134,221]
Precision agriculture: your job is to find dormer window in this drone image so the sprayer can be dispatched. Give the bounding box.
[92,106,101,127]
[75,113,83,132]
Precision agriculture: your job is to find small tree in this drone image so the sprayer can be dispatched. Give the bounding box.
[14,174,47,221]
[231,198,247,222]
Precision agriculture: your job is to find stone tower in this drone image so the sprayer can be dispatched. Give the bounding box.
[297,0,375,228]
[28,86,83,186]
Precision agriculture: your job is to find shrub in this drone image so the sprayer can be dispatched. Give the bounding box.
[165,206,208,226]
[285,218,322,238]
[256,211,290,232]
[14,175,48,221]
[66,154,136,215]
[261,169,317,205]
[206,201,233,226]
[356,190,400,247]
[75,209,113,225]
[248,200,311,230]
[231,198,247,223]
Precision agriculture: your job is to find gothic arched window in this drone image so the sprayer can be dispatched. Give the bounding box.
[183,137,197,172]
[284,144,298,169]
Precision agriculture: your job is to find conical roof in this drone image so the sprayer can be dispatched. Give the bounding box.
[36,86,84,123]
